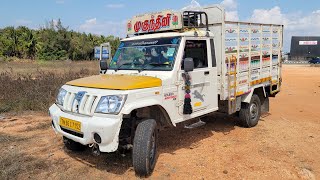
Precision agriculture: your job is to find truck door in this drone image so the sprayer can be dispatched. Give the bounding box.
[178,38,218,117]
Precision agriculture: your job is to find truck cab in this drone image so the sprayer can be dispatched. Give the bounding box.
[49,5,283,177]
[105,31,219,122]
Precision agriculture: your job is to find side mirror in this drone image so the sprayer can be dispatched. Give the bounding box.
[100,60,108,71]
[184,58,194,72]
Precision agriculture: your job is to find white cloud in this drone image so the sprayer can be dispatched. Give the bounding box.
[287,10,320,34]
[52,19,59,26]
[181,0,238,20]
[106,4,125,8]
[248,6,320,51]
[220,0,239,21]
[84,18,97,25]
[181,0,203,11]
[79,18,126,37]
[225,11,239,21]
[220,0,237,10]
[249,6,286,25]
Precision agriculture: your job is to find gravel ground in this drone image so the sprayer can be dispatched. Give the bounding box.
[0,64,319,179]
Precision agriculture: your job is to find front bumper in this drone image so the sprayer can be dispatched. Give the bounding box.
[49,104,122,152]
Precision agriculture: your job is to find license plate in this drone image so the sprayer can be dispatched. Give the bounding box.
[59,117,81,132]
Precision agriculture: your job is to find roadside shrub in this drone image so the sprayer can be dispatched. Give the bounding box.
[0,69,93,113]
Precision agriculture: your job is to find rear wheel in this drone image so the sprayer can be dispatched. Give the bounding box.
[239,94,261,128]
[63,136,86,151]
[132,119,158,177]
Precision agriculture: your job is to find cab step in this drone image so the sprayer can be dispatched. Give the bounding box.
[184,119,206,129]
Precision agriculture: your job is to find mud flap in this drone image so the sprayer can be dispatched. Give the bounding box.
[261,96,269,114]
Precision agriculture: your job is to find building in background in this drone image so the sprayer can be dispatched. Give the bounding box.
[290,36,320,61]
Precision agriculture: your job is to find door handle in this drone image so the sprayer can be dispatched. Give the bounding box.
[204,71,210,75]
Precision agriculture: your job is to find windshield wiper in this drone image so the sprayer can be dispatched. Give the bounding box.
[115,62,143,72]
[139,63,169,72]
[115,62,132,72]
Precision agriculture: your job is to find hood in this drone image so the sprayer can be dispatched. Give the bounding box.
[66,74,162,90]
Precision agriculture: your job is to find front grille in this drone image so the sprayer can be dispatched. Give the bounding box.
[60,126,84,138]
[62,91,98,116]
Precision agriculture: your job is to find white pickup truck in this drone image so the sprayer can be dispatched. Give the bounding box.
[49,5,283,176]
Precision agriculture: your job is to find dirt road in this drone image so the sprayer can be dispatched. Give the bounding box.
[1,65,319,179]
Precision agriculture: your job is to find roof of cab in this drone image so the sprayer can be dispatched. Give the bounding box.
[122,30,214,41]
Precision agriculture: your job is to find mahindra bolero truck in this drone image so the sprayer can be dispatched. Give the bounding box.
[49,5,283,176]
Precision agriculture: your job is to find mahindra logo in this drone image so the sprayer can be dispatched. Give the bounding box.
[74,91,86,113]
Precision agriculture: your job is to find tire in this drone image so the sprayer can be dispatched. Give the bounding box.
[63,136,86,151]
[239,94,261,128]
[132,119,158,177]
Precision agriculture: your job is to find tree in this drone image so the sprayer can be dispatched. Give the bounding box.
[0,19,121,61]
[15,26,37,59]
[36,19,70,60]
[0,26,18,57]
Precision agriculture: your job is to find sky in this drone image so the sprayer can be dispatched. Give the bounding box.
[1,0,320,51]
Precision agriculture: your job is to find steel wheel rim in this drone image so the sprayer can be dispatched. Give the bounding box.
[250,102,258,120]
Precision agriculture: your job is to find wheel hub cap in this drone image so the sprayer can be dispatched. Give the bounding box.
[250,103,258,120]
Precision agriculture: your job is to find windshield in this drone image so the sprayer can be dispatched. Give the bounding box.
[109,37,181,71]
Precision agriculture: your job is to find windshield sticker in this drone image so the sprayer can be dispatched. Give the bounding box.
[121,37,180,47]
[113,50,121,61]
[132,40,159,46]
[192,90,205,102]
[166,48,175,57]
[194,102,202,107]
[171,38,179,44]
[119,42,125,48]
[164,92,177,100]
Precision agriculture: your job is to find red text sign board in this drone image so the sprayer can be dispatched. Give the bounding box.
[127,11,182,34]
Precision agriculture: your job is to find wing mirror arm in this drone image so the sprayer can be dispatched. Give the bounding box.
[100,60,108,73]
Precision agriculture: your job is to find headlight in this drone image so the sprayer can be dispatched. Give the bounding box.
[56,88,67,106]
[95,95,127,114]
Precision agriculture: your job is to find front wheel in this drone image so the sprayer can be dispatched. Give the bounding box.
[132,119,158,177]
[239,94,261,128]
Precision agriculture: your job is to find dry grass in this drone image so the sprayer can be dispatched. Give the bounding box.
[0,60,99,74]
[0,138,50,180]
[0,132,28,143]
[0,148,27,179]
[0,61,98,113]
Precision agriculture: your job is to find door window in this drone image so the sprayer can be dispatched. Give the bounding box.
[183,40,208,69]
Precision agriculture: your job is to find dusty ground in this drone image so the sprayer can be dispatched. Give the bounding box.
[0,64,319,179]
